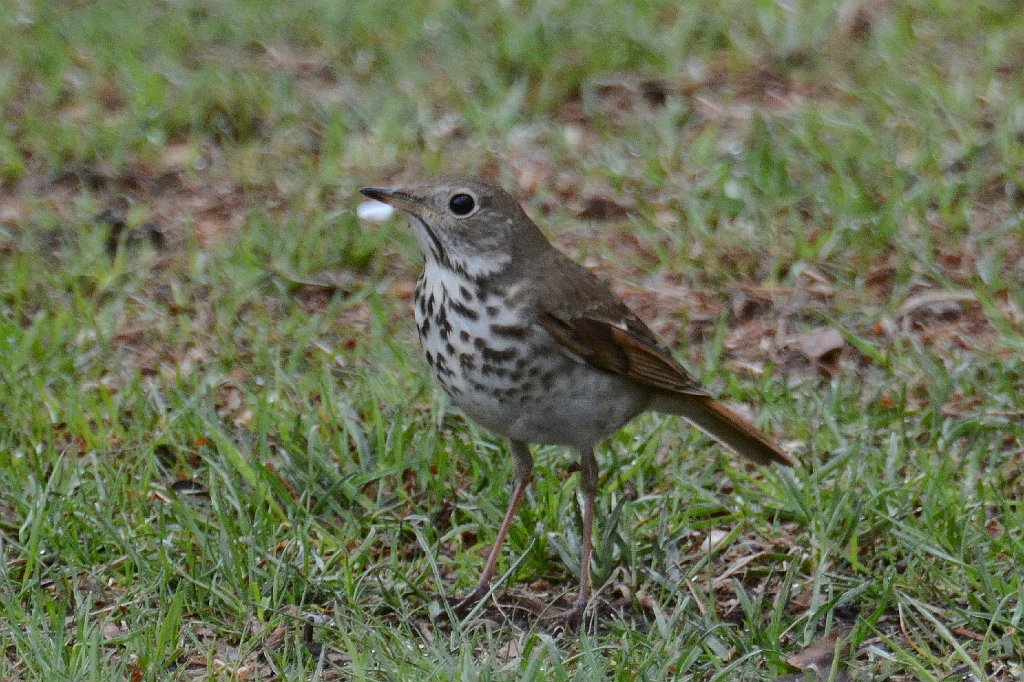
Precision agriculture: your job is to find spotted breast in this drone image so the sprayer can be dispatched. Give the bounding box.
[413,260,648,449]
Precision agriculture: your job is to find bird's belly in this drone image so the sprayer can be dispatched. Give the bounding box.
[467,360,649,449]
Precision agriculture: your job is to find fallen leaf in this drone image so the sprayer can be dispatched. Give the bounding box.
[170,479,208,496]
[789,327,845,365]
[102,620,127,641]
[591,76,672,117]
[498,638,522,660]
[161,143,193,171]
[898,289,976,320]
[787,632,839,670]
[702,529,730,552]
[783,632,852,681]
[574,194,635,220]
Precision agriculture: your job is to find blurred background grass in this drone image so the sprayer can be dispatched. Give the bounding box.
[0,0,1022,679]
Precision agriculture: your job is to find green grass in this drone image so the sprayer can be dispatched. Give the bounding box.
[1,0,1023,679]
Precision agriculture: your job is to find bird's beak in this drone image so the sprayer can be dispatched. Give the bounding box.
[360,186,431,217]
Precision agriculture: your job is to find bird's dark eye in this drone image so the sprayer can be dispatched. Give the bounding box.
[448,193,476,216]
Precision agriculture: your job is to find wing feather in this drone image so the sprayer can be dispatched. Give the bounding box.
[539,310,707,396]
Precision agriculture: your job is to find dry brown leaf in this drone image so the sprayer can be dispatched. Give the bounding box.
[702,529,731,553]
[574,194,635,220]
[898,289,976,320]
[784,632,852,681]
[497,638,522,661]
[731,286,777,321]
[787,632,840,669]
[789,327,845,364]
[161,143,194,171]
[713,551,768,588]
[102,620,127,641]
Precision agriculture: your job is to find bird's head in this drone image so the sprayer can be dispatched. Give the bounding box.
[361,176,545,279]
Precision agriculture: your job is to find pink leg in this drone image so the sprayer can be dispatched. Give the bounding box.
[451,440,533,615]
[553,447,597,630]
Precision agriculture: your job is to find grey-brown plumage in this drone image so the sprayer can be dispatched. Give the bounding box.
[361,175,793,629]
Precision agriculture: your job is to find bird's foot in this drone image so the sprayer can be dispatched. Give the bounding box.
[540,594,588,633]
[444,583,491,619]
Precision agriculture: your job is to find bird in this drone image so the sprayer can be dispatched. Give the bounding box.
[360,176,794,629]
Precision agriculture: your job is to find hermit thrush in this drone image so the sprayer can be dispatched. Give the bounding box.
[361,176,793,629]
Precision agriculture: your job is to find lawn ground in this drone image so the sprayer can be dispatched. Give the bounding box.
[0,0,1022,679]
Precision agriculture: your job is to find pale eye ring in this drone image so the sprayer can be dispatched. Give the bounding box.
[448,193,476,216]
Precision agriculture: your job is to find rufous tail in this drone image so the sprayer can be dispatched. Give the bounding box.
[651,393,794,467]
